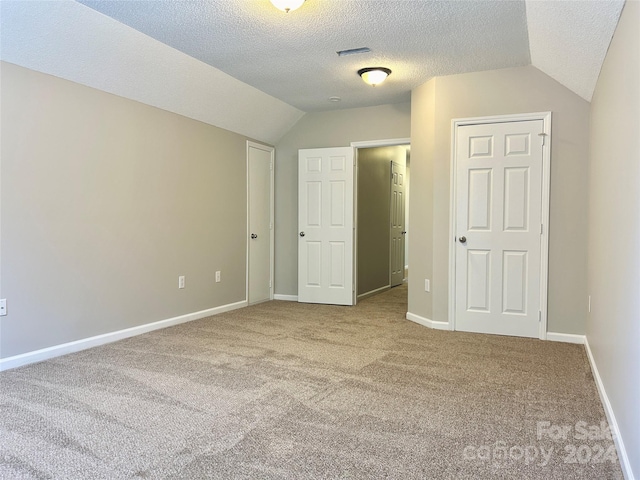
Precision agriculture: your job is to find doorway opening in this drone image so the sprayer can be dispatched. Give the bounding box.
[352,140,410,301]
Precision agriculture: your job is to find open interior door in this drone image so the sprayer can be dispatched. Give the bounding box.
[298,147,354,305]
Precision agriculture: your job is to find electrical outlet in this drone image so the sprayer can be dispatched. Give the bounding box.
[215,271,221,283]
[0,299,6,316]
[178,276,185,289]
[424,279,430,292]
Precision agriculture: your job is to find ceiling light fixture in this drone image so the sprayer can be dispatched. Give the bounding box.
[269,0,305,13]
[358,67,392,87]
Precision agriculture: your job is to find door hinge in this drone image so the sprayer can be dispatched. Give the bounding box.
[270,222,273,230]
[540,223,544,234]
[538,132,548,146]
[270,161,273,171]
[269,280,272,288]
[539,311,542,322]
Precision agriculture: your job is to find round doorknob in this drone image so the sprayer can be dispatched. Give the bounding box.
[299,231,305,237]
[251,233,258,239]
[459,236,467,243]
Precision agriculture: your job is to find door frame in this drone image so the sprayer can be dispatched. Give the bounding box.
[351,138,411,303]
[448,113,551,339]
[246,141,275,304]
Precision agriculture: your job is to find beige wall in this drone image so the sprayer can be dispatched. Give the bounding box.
[274,103,411,296]
[409,80,436,319]
[410,65,591,334]
[0,62,257,358]
[587,1,640,476]
[356,146,406,296]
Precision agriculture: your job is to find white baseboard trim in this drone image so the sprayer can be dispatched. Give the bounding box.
[584,337,634,480]
[546,332,586,344]
[406,312,450,331]
[0,300,247,372]
[357,285,390,300]
[273,294,298,301]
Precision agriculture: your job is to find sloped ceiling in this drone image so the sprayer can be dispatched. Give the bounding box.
[0,0,305,144]
[0,0,626,142]
[527,0,624,102]
[77,0,532,112]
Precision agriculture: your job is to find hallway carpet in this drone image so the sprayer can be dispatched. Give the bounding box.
[0,286,623,479]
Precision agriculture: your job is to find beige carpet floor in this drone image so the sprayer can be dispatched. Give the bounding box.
[0,285,623,479]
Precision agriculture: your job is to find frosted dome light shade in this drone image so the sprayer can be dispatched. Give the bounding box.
[270,0,305,13]
[358,67,392,86]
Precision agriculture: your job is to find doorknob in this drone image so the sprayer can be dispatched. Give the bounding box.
[299,232,305,237]
[459,236,467,243]
[401,231,407,235]
[251,233,258,239]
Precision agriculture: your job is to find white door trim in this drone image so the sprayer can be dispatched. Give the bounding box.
[246,141,275,303]
[448,112,551,339]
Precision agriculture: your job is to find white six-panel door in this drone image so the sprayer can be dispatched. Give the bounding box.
[455,120,544,338]
[298,147,354,305]
[390,162,406,287]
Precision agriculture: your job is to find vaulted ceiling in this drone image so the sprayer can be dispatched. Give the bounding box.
[0,0,626,142]
[77,0,624,109]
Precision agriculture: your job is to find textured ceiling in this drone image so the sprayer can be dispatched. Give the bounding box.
[1,0,625,141]
[527,0,624,102]
[0,1,304,144]
[78,0,532,111]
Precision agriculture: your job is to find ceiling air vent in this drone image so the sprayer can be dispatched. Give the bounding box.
[336,47,371,57]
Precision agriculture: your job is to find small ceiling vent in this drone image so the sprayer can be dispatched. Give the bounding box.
[336,47,371,57]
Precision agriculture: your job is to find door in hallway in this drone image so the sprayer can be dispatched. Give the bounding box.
[390,161,406,287]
